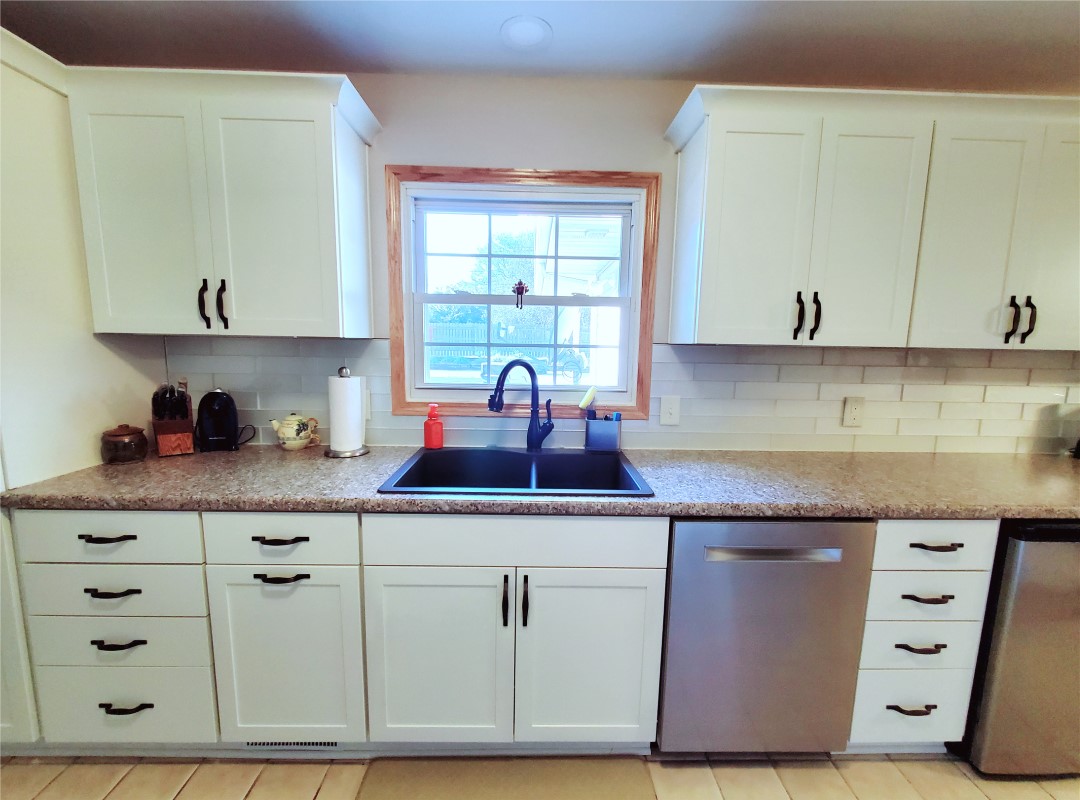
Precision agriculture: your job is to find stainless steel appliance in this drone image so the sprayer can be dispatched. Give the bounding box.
[967,520,1080,776]
[659,520,874,753]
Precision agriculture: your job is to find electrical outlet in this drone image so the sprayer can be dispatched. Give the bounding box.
[660,395,680,426]
[842,396,864,428]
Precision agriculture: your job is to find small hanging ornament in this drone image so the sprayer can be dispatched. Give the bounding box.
[511,280,529,309]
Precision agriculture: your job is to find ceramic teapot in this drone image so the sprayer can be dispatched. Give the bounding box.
[270,414,319,450]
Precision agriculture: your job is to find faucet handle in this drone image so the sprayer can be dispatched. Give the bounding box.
[488,391,503,412]
[544,398,553,424]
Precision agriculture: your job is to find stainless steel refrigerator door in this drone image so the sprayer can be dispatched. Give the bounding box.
[970,537,1080,775]
[659,521,875,753]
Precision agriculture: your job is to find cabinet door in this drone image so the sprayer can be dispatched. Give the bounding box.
[908,121,1045,348]
[68,92,216,334]
[364,566,515,742]
[1,516,38,742]
[696,114,822,344]
[202,99,343,336]
[1016,123,1080,350]
[514,568,665,742]
[206,565,366,742]
[805,116,933,347]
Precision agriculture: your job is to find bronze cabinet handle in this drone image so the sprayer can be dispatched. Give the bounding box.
[901,593,955,605]
[1004,295,1021,343]
[99,702,154,716]
[793,292,806,340]
[78,534,137,545]
[808,291,822,340]
[1020,296,1037,343]
[894,643,947,655]
[886,704,937,717]
[909,542,964,553]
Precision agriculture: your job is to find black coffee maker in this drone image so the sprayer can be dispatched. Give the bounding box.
[195,389,250,451]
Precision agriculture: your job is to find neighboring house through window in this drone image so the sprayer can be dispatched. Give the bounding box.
[386,166,660,419]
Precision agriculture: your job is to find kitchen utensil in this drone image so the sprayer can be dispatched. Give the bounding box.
[101,424,149,464]
[270,413,319,450]
[327,366,369,458]
[195,389,248,452]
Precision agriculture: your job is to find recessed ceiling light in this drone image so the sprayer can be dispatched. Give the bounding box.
[500,15,553,51]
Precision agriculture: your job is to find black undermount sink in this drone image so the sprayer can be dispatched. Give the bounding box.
[378,447,653,496]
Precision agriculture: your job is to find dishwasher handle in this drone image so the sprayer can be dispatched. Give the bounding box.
[704,546,843,563]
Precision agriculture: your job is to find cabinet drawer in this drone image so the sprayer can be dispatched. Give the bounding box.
[202,512,359,565]
[865,571,991,621]
[13,510,203,564]
[860,621,983,670]
[874,520,998,571]
[21,564,207,617]
[849,668,975,744]
[28,616,211,667]
[35,666,217,743]
[363,514,668,568]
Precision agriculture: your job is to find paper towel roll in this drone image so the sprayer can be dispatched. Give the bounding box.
[328,373,366,455]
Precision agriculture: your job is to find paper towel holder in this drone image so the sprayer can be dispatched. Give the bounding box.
[325,366,370,458]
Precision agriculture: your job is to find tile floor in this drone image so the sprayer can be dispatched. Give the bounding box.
[1,754,1077,800]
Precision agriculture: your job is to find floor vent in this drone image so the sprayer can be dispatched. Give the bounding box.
[245,740,340,749]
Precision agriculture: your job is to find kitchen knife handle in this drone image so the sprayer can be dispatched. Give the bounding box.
[901,593,955,605]
[502,574,509,627]
[251,536,310,547]
[1020,296,1037,343]
[99,702,154,716]
[254,573,310,585]
[909,542,964,552]
[91,639,147,652]
[808,291,822,340]
[894,643,948,655]
[216,279,229,330]
[84,588,142,600]
[886,704,937,717]
[197,279,211,329]
[78,534,137,545]
[793,291,806,340]
[521,574,530,627]
[1004,295,1021,343]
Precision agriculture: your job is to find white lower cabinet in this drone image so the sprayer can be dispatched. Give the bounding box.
[362,514,668,745]
[206,564,366,743]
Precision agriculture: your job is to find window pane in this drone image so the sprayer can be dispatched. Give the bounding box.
[575,346,622,386]
[552,347,589,386]
[423,304,488,343]
[557,216,623,258]
[426,255,487,294]
[492,304,554,345]
[557,307,621,348]
[485,346,555,387]
[556,259,620,297]
[424,345,486,385]
[490,257,554,297]
[426,212,488,255]
[491,215,555,256]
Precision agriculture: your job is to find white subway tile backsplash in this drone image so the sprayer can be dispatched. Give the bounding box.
[898,418,980,437]
[779,365,863,383]
[694,363,780,382]
[946,368,1028,385]
[864,401,940,419]
[824,348,906,366]
[820,383,901,401]
[901,384,984,402]
[942,402,1022,420]
[163,337,1072,454]
[735,382,819,400]
[1029,369,1080,386]
[934,436,1019,453]
[984,385,1070,404]
[990,350,1075,369]
[864,367,946,384]
[907,349,991,368]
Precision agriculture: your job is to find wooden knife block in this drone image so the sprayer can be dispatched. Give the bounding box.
[154,397,194,457]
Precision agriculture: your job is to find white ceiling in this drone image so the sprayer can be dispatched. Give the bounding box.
[2,1,1078,93]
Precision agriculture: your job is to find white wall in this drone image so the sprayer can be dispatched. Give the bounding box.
[347,71,694,342]
[0,32,165,488]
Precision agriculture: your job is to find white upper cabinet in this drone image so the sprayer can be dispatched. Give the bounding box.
[908,121,1046,349]
[68,70,380,337]
[668,88,932,347]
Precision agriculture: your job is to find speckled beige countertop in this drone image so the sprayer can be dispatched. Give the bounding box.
[2,446,1078,519]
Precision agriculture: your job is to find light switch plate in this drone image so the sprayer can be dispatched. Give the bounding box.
[660,396,680,426]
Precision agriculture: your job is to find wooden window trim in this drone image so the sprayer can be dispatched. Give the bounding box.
[386,165,660,420]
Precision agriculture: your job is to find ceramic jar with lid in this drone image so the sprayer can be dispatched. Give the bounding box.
[101,424,149,464]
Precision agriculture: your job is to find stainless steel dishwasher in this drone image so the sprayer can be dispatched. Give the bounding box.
[658,520,875,753]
